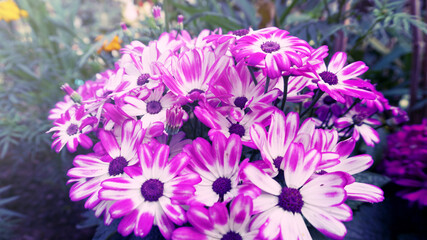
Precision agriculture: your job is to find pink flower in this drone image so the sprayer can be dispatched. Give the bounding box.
[233,27,311,78]
[183,133,244,206]
[48,105,96,152]
[242,143,352,240]
[308,52,376,103]
[172,195,258,240]
[99,144,201,239]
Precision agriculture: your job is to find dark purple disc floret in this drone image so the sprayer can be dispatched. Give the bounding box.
[108,156,128,176]
[319,71,338,85]
[261,41,280,53]
[228,123,245,137]
[212,177,232,199]
[141,179,164,202]
[137,73,150,86]
[221,231,242,240]
[146,101,162,114]
[66,124,79,136]
[278,187,304,213]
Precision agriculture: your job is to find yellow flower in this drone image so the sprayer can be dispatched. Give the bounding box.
[96,35,122,54]
[0,0,28,22]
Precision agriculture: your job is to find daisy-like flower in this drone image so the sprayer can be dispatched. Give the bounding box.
[334,104,381,147]
[210,61,281,111]
[183,133,244,206]
[250,111,321,173]
[172,195,258,240]
[194,102,273,148]
[242,143,352,240]
[99,144,201,239]
[48,105,97,153]
[66,120,145,209]
[308,52,376,103]
[313,132,384,203]
[157,47,230,102]
[233,27,311,78]
[120,85,179,128]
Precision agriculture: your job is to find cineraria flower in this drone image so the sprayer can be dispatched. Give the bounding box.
[308,52,376,103]
[66,120,145,209]
[234,27,311,78]
[243,143,352,240]
[158,47,230,102]
[172,195,258,240]
[335,104,381,146]
[210,61,281,112]
[314,134,384,203]
[120,85,178,128]
[121,41,166,90]
[250,111,319,172]
[204,27,254,45]
[48,105,97,152]
[99,144,201,239]
[183,133,244,206]
[194,103,273,148]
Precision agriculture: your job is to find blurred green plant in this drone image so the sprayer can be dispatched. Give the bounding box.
[0,185,22,240]
[0,0,122,163]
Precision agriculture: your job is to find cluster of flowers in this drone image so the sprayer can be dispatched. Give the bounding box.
[48,26,405,239]
[381,120,427,206]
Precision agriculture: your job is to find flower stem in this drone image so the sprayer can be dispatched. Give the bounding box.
[300,90,324,118]
[280,75,289,111]
[248,66,258,85]
[264,76,270,94]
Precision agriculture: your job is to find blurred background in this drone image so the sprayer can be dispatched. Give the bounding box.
[0,0,426,239]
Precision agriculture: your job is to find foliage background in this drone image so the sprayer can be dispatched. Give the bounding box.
[0,0,426,239]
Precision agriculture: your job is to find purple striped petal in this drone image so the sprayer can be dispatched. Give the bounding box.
[117,209,138,236]
[110,198,140,218]
[135,210,154,237]
[159,197,187,225]
[345,182,384,203]
[230,195,252,233]
[187,206,214,232]
[242,163,281,195]
[99,130,120,159]
[328,52,347,73]
[209,203,228,230]
[172,227,208,240]
[301,203,347,240]
[336,61,368,81]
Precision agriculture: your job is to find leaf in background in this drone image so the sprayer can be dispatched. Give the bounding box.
[233,0,258,28]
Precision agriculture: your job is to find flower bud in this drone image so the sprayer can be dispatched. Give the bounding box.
[165,105,187,135]
[61,83,82,104]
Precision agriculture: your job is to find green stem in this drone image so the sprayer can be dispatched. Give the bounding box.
[300,90,324,118]
[248,66,258,85]
[264,76,270,94]
[280,75,289,111]
[279,0,298,25]
[340,99,360,117]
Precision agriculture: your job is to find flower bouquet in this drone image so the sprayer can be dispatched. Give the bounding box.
[48,23,406,239]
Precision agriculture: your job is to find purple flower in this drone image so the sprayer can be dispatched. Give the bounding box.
[335,104,381,147]
[158,47,230,102]
[234,27,311,78]
[308,52,376,103]
[152,6,161,19]
[242,143,352,240]
[382,120,427,206]
[48,105,96,152]
[172,195,257,240]
[99,144,200,239]
[183,133,244,206]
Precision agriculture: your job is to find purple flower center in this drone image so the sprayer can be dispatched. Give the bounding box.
[221,231,242,240]
[141,179,164,202]
[137,73,150,86]
[189,88,205,95]
[146,101,162,114]
[317,170,328,175]
[323,96,336,105]
[261,41,280,53]
[228,123,245,137]
[232,29,249,37]
[212,177,232,198]
[278,187,303,213]
[108,157,128,176]
[352,114,366,126]
[234,96,248,109]
[273,156,283,169]
[66,124,79,136]
[319,71,338,85]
